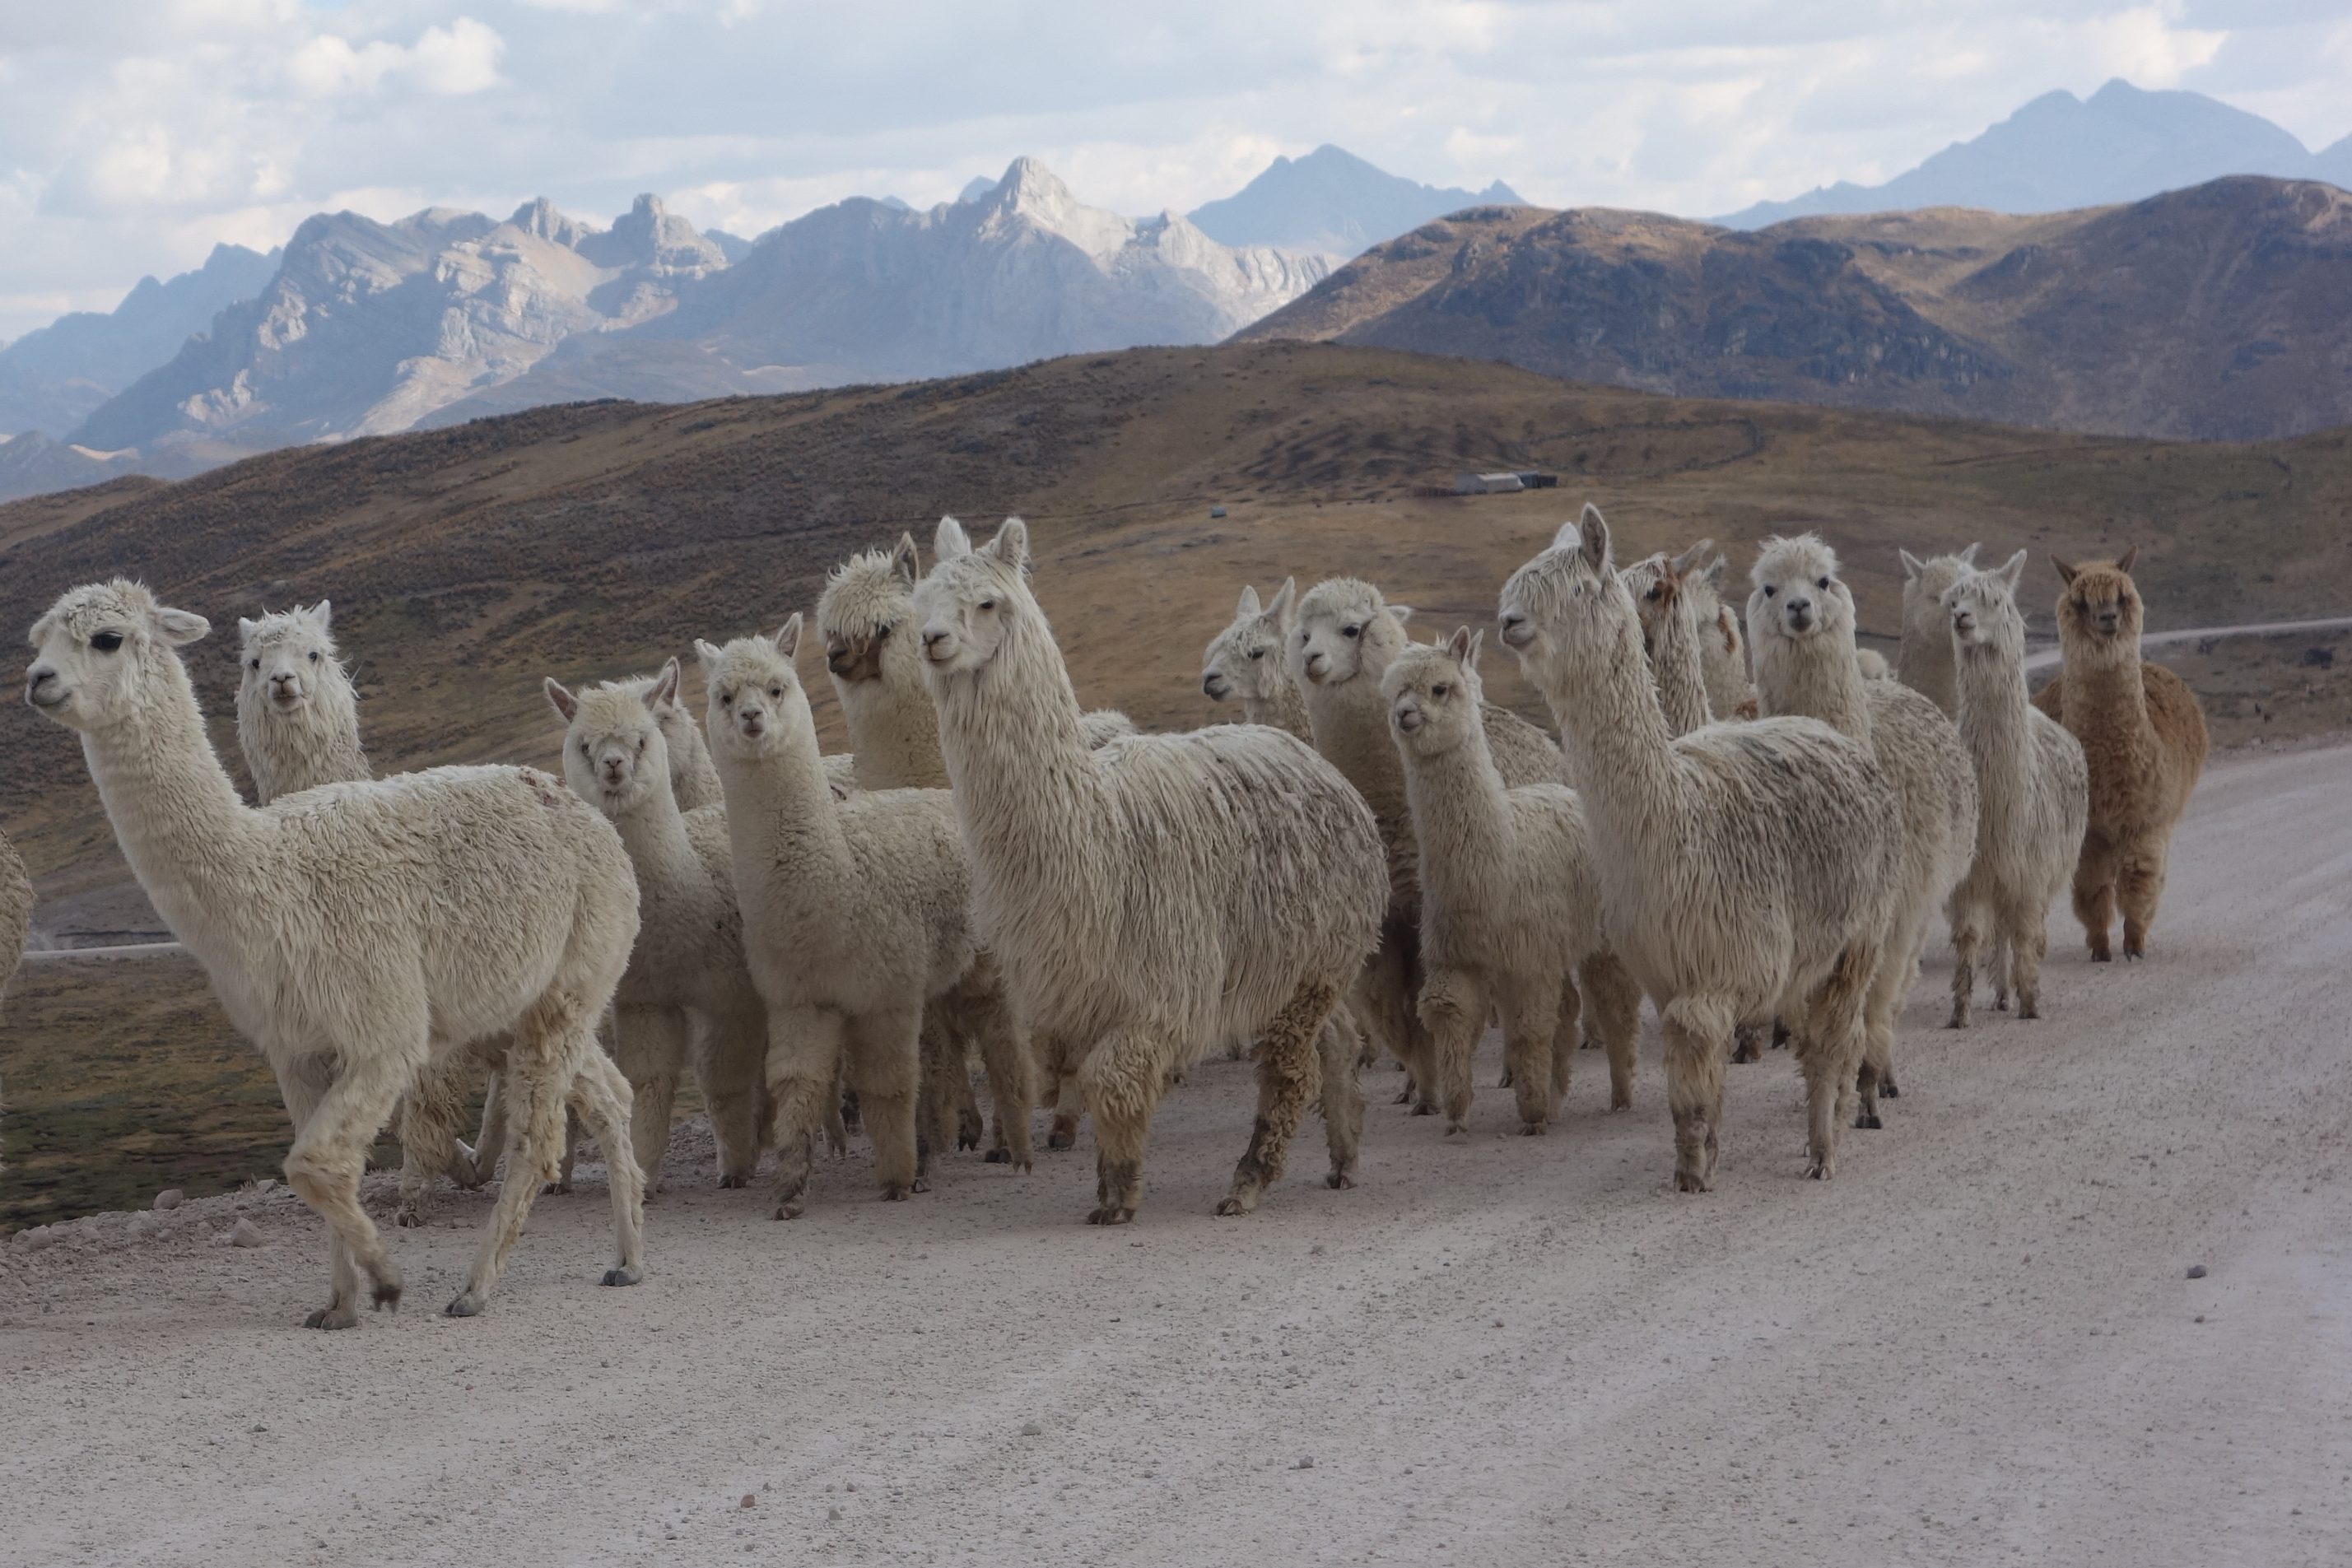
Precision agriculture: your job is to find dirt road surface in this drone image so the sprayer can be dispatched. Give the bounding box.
[3,742,2347,1567]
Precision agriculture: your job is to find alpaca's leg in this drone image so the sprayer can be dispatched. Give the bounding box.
[448,1002,577,1317]
[1399,928,1441,1114]
[2008,895,2053,1020]
[954,1067,985,1153]
[1580,951,1641,1111]
[1416,964,1488,1135]
[1221,978,1343,1216]
[1493,974,1561,1135]
[610,1005,687,1193]
[470,1065,507,1184]
[761,1005,846,1219]
[1316,1004,1366,1190]
[1078,1028,1167,1225]
[915,1013,961,1169]
[1795,945,1877,1181]
[692,1005,766,1188]
[1853,923,1921,1128]
[1990,937,2013,1011]
[846,1007,925,1199]
[1948,897,1983,1030]
[272,1055,363,1329]
[393,1047,482,1227]
[283,1026,424,1326]
[564,1050,645,1287]
[2116,834,2168,961]
[971,993,1035,1173]
[2072,829,2119,962]
[1551,972,1581,1102]
[1659,997,1730,1194]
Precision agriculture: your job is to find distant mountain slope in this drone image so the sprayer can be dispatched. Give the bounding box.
[1189,145,1524,256]
[1241,176,2352,440]
[0,244,277,437]
[442,158,1330,420]
[69,195,727,460]
[1725,80,2330,227]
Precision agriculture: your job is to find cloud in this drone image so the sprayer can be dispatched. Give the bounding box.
[287,16,505,98]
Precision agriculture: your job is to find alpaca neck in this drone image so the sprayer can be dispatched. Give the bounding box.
[83,662,261,949]
[1690,593,1749,714]
[1302,666,1407,831]
[236,687,369,805]
[2061,634,2151,742]
[715,717,854,891]
[665,721,724,814]
[1540,607,1685,871]
[1898,618,1958,718]
[611,775,706,895]
[1243,672,1313,741]
[1400,728,1513,914]
[1955,637,2034,835]
[1754,629,1873,744]
[837,668,946,790]
[1650,597,1712,737]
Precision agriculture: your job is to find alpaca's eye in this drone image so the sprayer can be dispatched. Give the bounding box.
[249,658,261,670]
[91,631,123,653]
[1816,577,1829,590]
[636,737,645,751]
[979,599,997,612]
[768,685,781,699]
[1763,585,1777,598]
[1432,683,1450,698]
[1343,625,1360,640]
[1246,649,1262,660]
[720,691,733,707]
[875,623,892,640]
[1646,587,1660,602]
[308,650,320,663]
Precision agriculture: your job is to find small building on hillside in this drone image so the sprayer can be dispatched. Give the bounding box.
[1514,471,1559,489]
[1454,472,1525,495]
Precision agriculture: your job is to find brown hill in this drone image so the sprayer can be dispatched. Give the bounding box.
[3,340,2350,923]
[1237,178,2352,440]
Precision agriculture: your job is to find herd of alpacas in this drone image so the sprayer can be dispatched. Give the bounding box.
[3,505,2210,1329]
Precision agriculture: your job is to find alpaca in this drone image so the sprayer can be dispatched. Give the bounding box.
[28,581,644,1324]
[1498,507,1902,1188]
[915,516,1382,1221]
[1290,576,1637,1115]
[701,615,1017,1215]
[1387,630,1636,1133]
[2029,551,2210,961]
[1748,534,1979,1128]
[0,830,23,1168]
[547,665,771,1189]
[1202,579,1312,739]
[1943,554,2091,1024]
[1856,649,1892,681]
[1622,542,1715,736]
[1685,554,1754,719]
[1895,545,1983,717]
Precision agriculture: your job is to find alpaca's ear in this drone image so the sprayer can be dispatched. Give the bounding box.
[1265,576,1296,628]
[1671,537,1713,577]
[693,638,723,672]
[2052,556,2079,586]
[1387,604,1414,630]
[2116,545,2138,575]
[1959,542,1982,567]
[1702,555,1728,590]
[1447,626,1477,667]
[892,532,921,588]
[236,616,259,643]
[545,677,579,723]
[774,613,803,658]
[983,516,1029,570]
[308,599,333,631]
[934,515,971,561]
[1898,548,1924,580]
[1236,584,1261,618]
[153,607,210,646]
[1577,503,1611,572]
[645,658,681,710]
[1996,550,2028,592]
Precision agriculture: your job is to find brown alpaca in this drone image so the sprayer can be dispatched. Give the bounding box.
[2029,549,2209,961]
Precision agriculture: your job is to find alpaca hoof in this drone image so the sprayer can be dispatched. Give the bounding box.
[1017,1159,1035,1174]
[1672,1170,1713,1193]
[1517,1121,1548,1137]
[303,1306,359,1331]
[1579,1036,1600,1052]
[1946,1012,1968,1031]
[911,1175,930,1194]
[542,1179,572,1196]
[1995,995,2010,1011]
[1086,1205,1135,1226]
[1046,1131,1075,1152]
[1391,1088,1414,1106]
[600,1267,640,1288]
[881,1186,910,1202]
[1805,1161,1833,1181]
[1497,1068,1514,1088]
[394,1205,426,1229]
[444,1292,486,1319]
[1879,1080,1899,1100]
[984,1147,1012,1165]
[1325,1169,1357,1190]
[1610,1094,1632,1113]
[957,1134,980,1152]
[2019,1002,2041,1021]
[1854,1111,1882,1130]
[718,1172,748,1189]
[1444,1120,1468,1138]
[370,1278,402,1312]
[1213,1194,1258,1217]
[2090,949,2112,964]
[772,1199,805,1221]
[1409,1102,1436,1118]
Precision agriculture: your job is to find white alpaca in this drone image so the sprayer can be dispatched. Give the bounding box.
[1943,554,2091,1025]
[915,516,1383,1221]
[28,580,644,1324]
[1749,534,1979,1128]
[1,828,28,1160]
[1894,545,1982,717]
[1684,554,1755,719]
[1856,648,1892,681]
[700,615,1004,1214]
[1499,508,1903,1188]
[1387,630,1635,1132]
[1621,542,1716,736]
[547,666,770,1189]
[1202,579,1311,739]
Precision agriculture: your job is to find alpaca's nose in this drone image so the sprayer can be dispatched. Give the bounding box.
[1303,651,1330,682]
[738,705,766,735]
[826,644,853,676]
[921,629,951,660]
[1786,597,1813,628]
[1202,672,1227,700]
[25,665,61,708]
[1395,704,1423,733]
[1497,612,1533,649]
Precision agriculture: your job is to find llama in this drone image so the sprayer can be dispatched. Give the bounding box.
[700,615,1016,1214]
[1387,630,1636,1133]
[1748,534,1978,1128]
[1685,554,1754,719]
[1895,545,1982,717]
[2030,550,2209,960]
[915,516,1382,1221]
[1622,542,1715,736]
[1289,575,1637,1114]
[28,580,644,1324]
[1202,579,1312,739]
[1943,554,2091,1024]
[547,665,770,1189]
[1498,508,1902,1188]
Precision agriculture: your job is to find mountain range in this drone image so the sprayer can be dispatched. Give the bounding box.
[1186,145,1523,255]
[1724,78,2352,227]
[1241,175,2352,441]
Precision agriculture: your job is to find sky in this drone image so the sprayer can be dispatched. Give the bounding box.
[2,0,2349,340]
